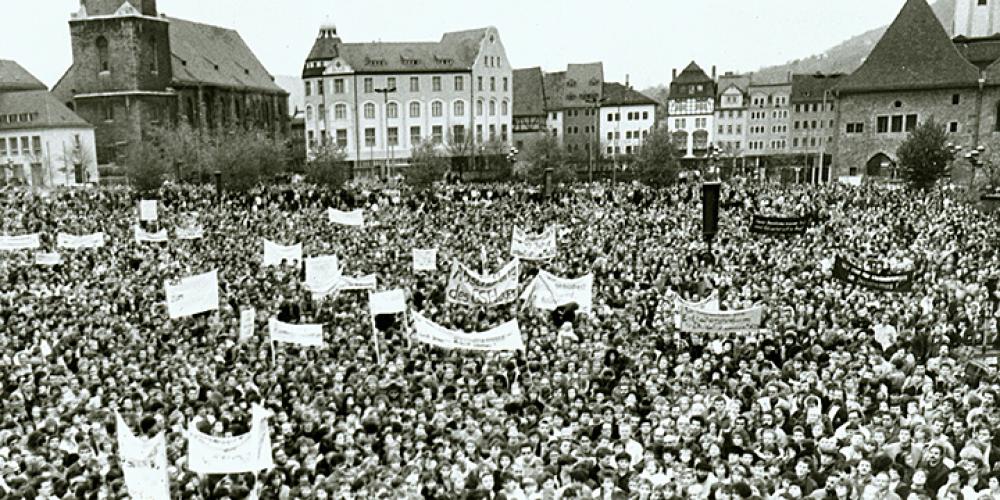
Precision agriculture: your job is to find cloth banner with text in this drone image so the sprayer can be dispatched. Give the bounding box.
[176,225,204,240]
[749,214,812,235]
[511,226,557,260]
[57,232,105,249]
[186,404,274,474]
[35,252,63,266]
[328,208,365,227]
[165,270,220,319]
[0,233,41,251]
[521,270,594,315]
[411,310,525,351]
[370,289,407,316]
[446,259,520,306]
[304,255,341,297]
[412,249,438,272]
[832,255,914,292]
[239,308,255,341]
[670,290,720,328]
[678,303,764,333]
[135,226,168,244]
[262,240,302,267]
[269,318,324,347]
[117,413,170,500]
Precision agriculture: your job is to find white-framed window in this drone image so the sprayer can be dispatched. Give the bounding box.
[432,101,443,117]
[501,100,508,116]
[335,103,347,120]
[454,101,465,116]
[409,102,421,118]
[387,102,399,119]
[489,100,496,116]
[364,103,375,119]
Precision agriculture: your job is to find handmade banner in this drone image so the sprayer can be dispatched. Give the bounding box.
[139,200,158,221]
[749,214,812,235]
[411,310,525,351]
[673,291,720,313]
[268,318,324,347]
[165,270,220,319]
[187,404,274,474]
[412,249,438,272]
[304,255,341,296]
[838,176,863,187]
[239,308,255,341]
[832,256,914,292]
[134,226,168,244]
[678,303,764,333]
[0,233,41,251]
[176,225,204,240]
[446,259,520,306]
[35,252,63,266]
[370,289,407,316]
[117,413,170,500]
[511,226,557,260]
[327,208,365,227]
[522,270,594,315]
[262,240,302,267]
[57,232,105,249]
[337,274,377,291]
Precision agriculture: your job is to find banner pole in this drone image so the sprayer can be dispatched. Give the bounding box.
[404,309,411,349]
[270,340,276,367]
[371,313,382,365]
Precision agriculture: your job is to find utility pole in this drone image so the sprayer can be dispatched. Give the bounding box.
[374,86,396,180]
[584,95,608,183]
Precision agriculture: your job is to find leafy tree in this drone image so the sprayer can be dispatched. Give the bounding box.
[124,142,170,193]
[305,145,350,188]
[897,118,951,190]
[515,135,575,186]
[405,142,450,189]
[634,126,680,187]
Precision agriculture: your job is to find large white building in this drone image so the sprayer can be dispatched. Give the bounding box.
[301,24,512,170]
[954,0,1000,37]
[0,60,97,187]
[599,82,657,157]
[667,62,717,165]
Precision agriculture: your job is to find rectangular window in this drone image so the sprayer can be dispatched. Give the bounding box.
[455,76,464,91]
[21,137,29,155]
[476,124,483,142]
[608,113,614,122]
[953,94,961,105]
[386,77,396,90]
[336,129,347,148]
[410,126,421,145]
[877,116,889,133]
[104,103,114,122]
[433,76,441,92]
[432,125,443,143]
[891,115,903,133]
[905,114,918,132]
[9,137,17,155]
[364,78,374,93]
[793,138,799,148]
[318,80,325,95]
[32,136,41,156]
[489,124,496,140]
[388,127,399,146]
[490,77,496,91]
[410,77,419,92]
[503,77,508,92]
[305,81,312,97]
[364,128,376,147]
[334,79,345,93]
[335,105,346,120]
[501,124,508,141]
[478,77,483,91]
[451,125,464,144]
[607,132,613,140]
[949,121,959,133]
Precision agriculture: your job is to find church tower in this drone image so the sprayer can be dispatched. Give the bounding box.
[954,0,1000,38]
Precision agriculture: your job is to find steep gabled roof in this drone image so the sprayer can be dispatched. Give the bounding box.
[0,60,47,92]
[790,73,846,102]
[602,82,658,107]
[513,67,546,116]
[303,28,491,75]
[673,62,713,84]
[542,71,565,111]
[0,90,92,131]
[166,17,285,93]
[563,62,604,108]
[669,62,716,99]
[836,0,980,94]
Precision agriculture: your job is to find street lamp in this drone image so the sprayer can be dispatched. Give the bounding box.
[583,95,609,183]
[706,144,721,182]
[374,86,396,180]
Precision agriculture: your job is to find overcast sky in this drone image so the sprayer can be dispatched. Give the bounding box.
[7,0,913,90]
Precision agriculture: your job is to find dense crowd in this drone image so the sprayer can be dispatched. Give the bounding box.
[1,177,1000,500]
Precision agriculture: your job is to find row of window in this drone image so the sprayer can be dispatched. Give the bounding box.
[750,95,788,108]
[746,140,787,151]
[606,111,650,122]
[0,136,43,158]
[673,118,708,129]
[305,75,510,97]
[307,99,510,122]
[792,137,832,148]
[718,124,743,135]
[794,102,835,113]
[718,141,741,151]
[1,113,40,125]
[606,130,649,140]
[309,124,509,149]
[669,99,713,114]
[566,126,593,135]
[605,145,637,155]
[718,110,744,119]
[794,120,834,130]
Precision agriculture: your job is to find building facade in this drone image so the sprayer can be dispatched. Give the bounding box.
[667,62,716,164]
[511,67,547,151]
[789,74,842,183]
[52,0,288,166]
[955,0,1000,37]
[0,60,98,186]
[301,24,512,170]
[599,82,657,158]
[714,72,750,173]
[745,80,792,177]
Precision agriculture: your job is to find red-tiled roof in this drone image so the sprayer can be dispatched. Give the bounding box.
[836,0,980,94]
[602,82,658,107]
[513,67,545,116]
[0,60,47,92]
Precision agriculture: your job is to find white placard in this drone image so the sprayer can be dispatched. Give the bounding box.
[445,259,520,306]
[304,255,341,296]
[511,226,557,260]
[186,404,274,474]
[411,310,524,351]
[268,318,324,347]
[0,233,41,251]
[139,200,158,221]
[239,308,255,341]
[57,232,105,249]
[327,208,365,226]
[134,226,168,243]
[176,225,204,240]
[412,249,438,272]
[524,270,594,315]
[35,252,63,266]
[262,240,302,267]
[117,413,170,500]
[370,289,407,316]
[164,270,220,319]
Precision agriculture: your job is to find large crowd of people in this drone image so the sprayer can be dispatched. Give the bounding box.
[1,176,1000,499]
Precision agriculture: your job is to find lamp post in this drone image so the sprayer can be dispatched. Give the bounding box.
[214,170,222,202]
[706,144,721,182]
[374,86,396,180]
[583,95,609,183]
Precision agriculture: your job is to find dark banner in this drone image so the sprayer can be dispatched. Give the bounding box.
[832,256,914,292]
[750,214,812,235]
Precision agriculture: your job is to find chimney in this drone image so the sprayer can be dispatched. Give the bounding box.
[672,68,677,80]
[625,74,630,89]
[712,65,717,80]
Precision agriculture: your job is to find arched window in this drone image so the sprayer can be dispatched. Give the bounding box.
[364,103,375,119]
[409,102,421,118]
[386,102,398,119]
[476,100,483,116]
[96,36,109,73]
[501,100,509,116]
[149,37,158,73]
[334,103,347,120]
[454,101,465,117]
[431,101,443,117]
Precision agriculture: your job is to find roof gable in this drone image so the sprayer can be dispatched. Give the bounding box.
[542,71,565,110]
[0,60,47,92]
[513,67,545,116]
[563,63,603,107]
[166,17,285,94]
[673,62,712,84]
[0,90,92,130]
[836,0,980,93]
[602,82,658,107]
[304,28,490,75]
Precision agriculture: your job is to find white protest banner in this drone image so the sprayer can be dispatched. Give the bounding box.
[165,270,220,319]
[187,404,274,474]
[511,226,557,260]
[411,310,525,351]
[134,226,168,244]
[337,274,377,291]
[117,413,170,500]
[327,208,365,227]
[370,289,407,316]
[445,259,520,306]
[674,292,720,313]
[262,240,302,267]
[176,225,204,240]
[525,270,594,315]
[678,303,764,334]
[838,176,862,187]
[57,232,105,249]
[139,200,158,221]
[239,308,255,341]
[412,249,437,272]
[35,252,63,266]
[0,233,41,251]
[268,318,324,347]
[304,255,341,296]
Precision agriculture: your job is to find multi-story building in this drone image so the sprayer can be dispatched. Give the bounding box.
[789,74,843,183]
[667,62,716,166]
[833,0,1000,179]
[511,67,547,151]
[715,72,750,173]
[52,0,288,166]
[599,81,657,158]
[301,24,512,171]
[0,60,98,186]
[954,0,1000,37]
[558,63,604,156]
[745,79,793,178]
